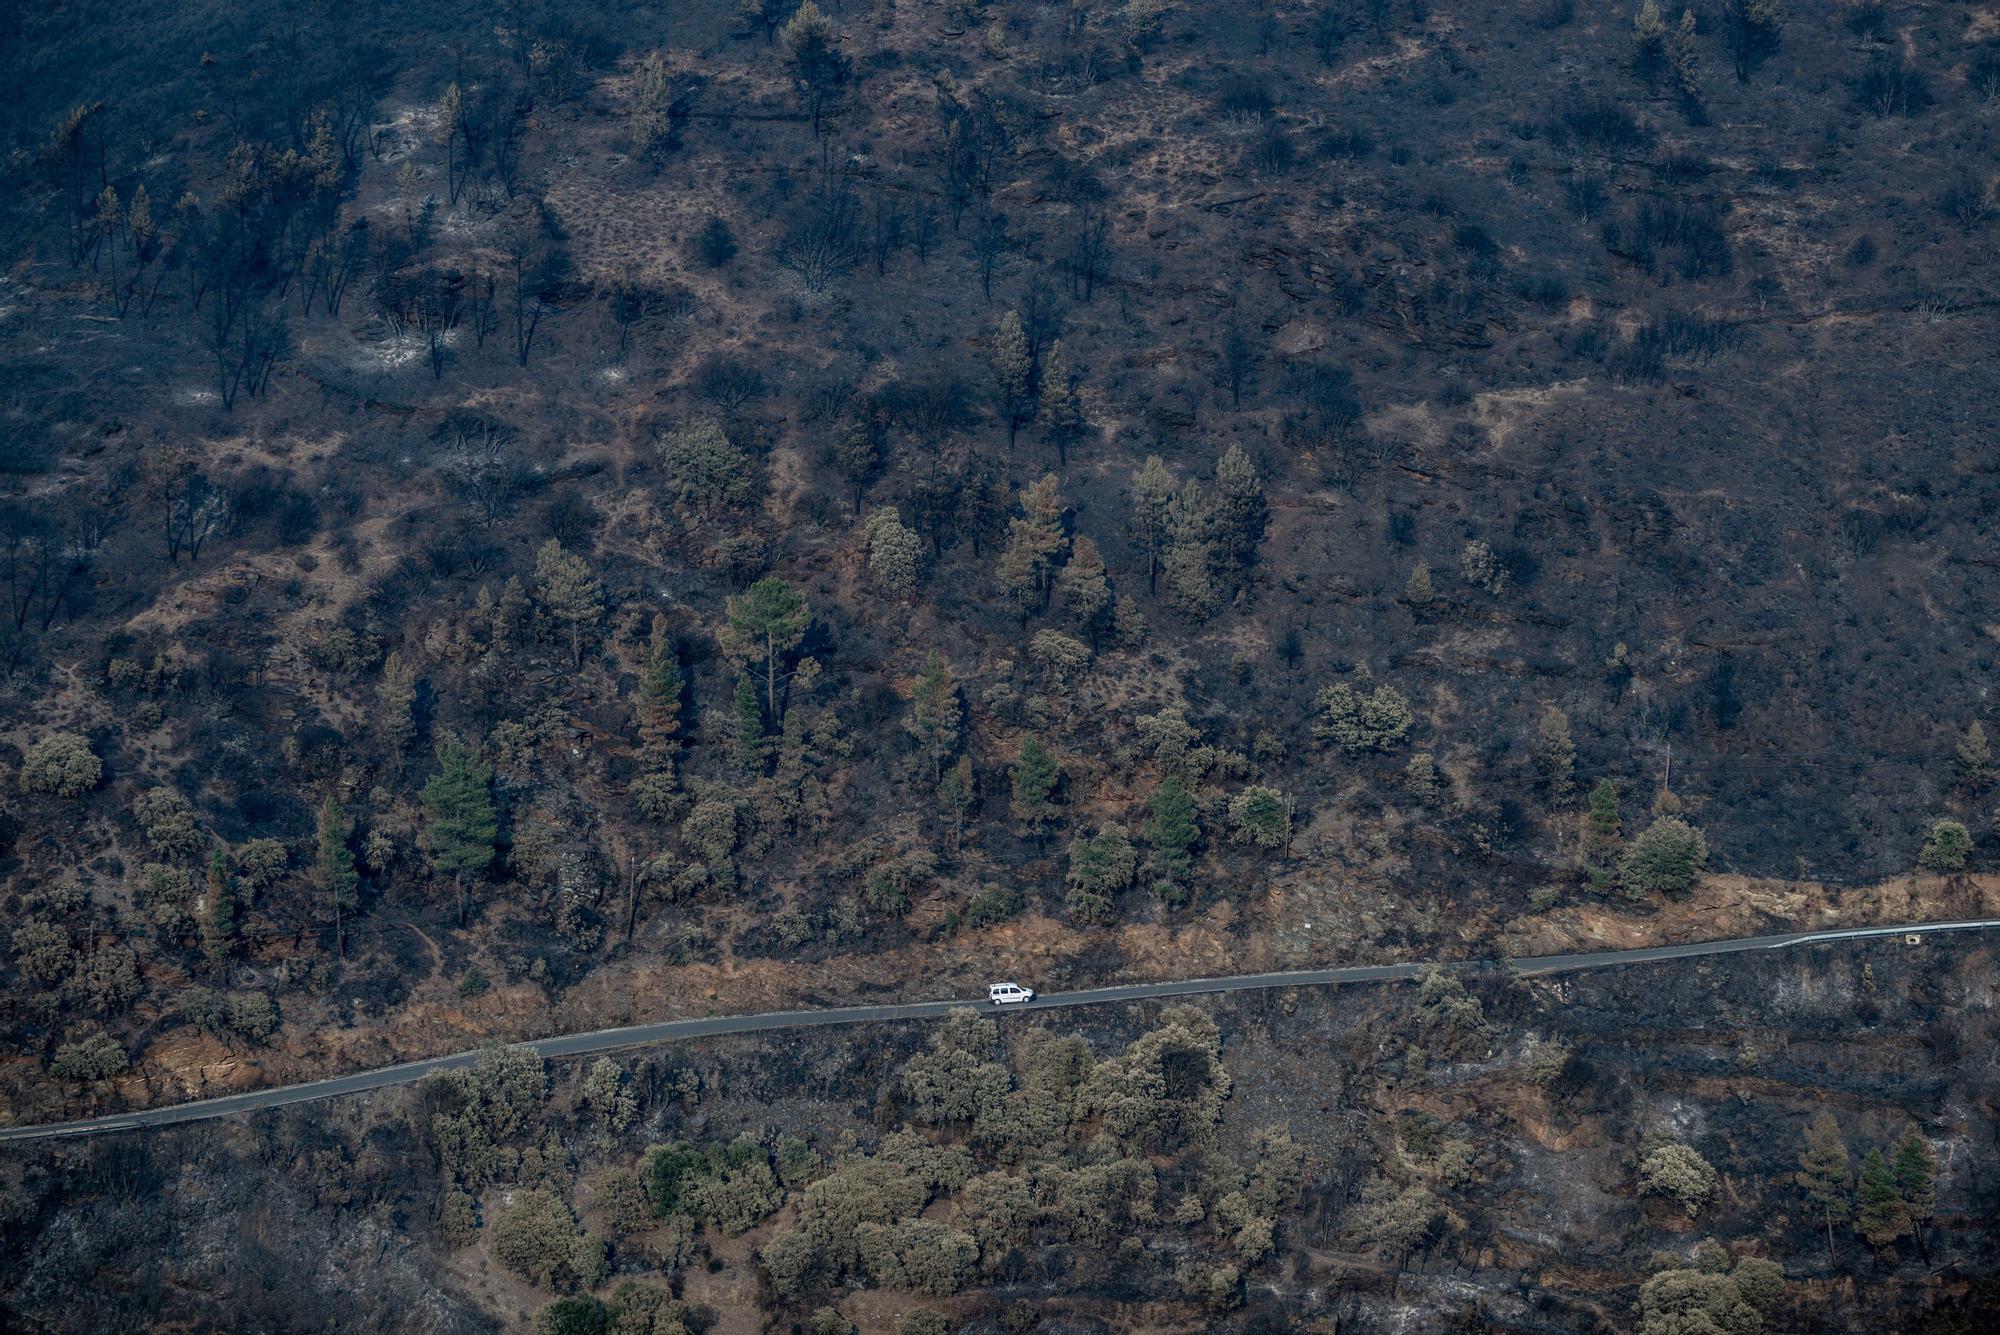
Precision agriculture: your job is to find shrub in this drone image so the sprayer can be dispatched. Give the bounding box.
[534,1299,606,1335]
[1854,55,1931,118]
[655,417,753,514]
[21,732,100,797]
[1227,787,1292,848]
[1214,73,1275,122]
[1620,817,1709,896]
[1917,819,1971,874]
[964,884,1022,926]
[133,788,202,858]
[1639,1140,1718,1217]
[51,1033,127,1080]
[492,1189,605,1290]
[1549,97,1647,153]
[1067,825,1136,896]
[234,839,289,892]
[11,919,73,987]
[690,215,737,268]
[1314,671,1414,754]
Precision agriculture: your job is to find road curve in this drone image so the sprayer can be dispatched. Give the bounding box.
[4,917,1995,1145]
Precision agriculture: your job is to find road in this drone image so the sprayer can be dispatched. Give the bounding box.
[3,917,1995,1145]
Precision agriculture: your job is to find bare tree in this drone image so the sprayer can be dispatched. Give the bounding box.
[436,413,518,525]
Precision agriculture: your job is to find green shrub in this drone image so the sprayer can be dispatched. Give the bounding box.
[21,732,100,798]
[51,1033,127,1081]
[1227,786,1291,848]
[964,884,1022,926]
[1619,817,1709,896]
[1917,818,1972,874]
[1313,673,1413,754]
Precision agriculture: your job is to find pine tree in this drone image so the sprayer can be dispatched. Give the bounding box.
[422,741,499,925]
[1404,560,1434,608]
[535,539,604,666]
[1161,481,1221,620]
[1892,1126,1936,1261]
[1211,444,1267,570]
[93,186,122,302]
[635,615,684,756]
[907,651,962,789]
[989,310,1033,445]
[379,651,418,758]
[1038,338,1087,466]
[315,797,360,958]
[731,672,769,772]
[724,577,810,720]
[1954,720,1993,790]
[779,0,848,137]
[1534,707,1576,809]
[938,755,975,853]
[1129,455,1176,594]
[1056,534,1113,640]
[200,850,236,969]
[995,474,1069,615]
[1580,778,1623,869]
[1855,1148,1910,1259]
[1795,1109,1852,1265]
[831,414,882,515]
[494,575,533,646]
[1667,8,1700,99]
[1011,736,1061,840]
[1147,774,1200,889]
[1632,0,1668,89]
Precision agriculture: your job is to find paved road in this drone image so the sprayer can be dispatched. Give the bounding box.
[4,917,1995,1145]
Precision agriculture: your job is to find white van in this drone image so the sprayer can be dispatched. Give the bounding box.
[987,982,1035,1005]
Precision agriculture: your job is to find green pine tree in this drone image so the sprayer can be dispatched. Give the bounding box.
[422,741,498,925]
[535,538,605,667]
[1855,1147,1910,1259]
[907,651,962,789]
[1038,338,1087,466]
[1580,778,1622,870]
[315,797,360,957]
[378,651,417,759]
[1010,736,1061,840]
[200,850,236,969]
[1146,774,1200,892]
[635,615,685,756]
[990,310,1032,445]
[731,672,769,771]
[1795,1109,1852,1266]
[724,577,809,719]
[1892,1126,1937,1261]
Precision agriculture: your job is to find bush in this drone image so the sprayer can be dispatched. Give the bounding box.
[1917,819,1971,874]
[1067,825,1136,896]
[534,1298,607,1335]
[492,1189,605,1290]
[21,732,100,797]
[964,884,1022,926]
[1227,787,1291,848]
[1549,97,1647,153]
[1639,1140,1718,1217]
[133,788,202,858]
[1314,672,1414,754]
[1619,817,1709,896]
[51,1033,127,1081]
[656,417,754,514]
[1854,55,1931,118]
[689,215,737,268]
